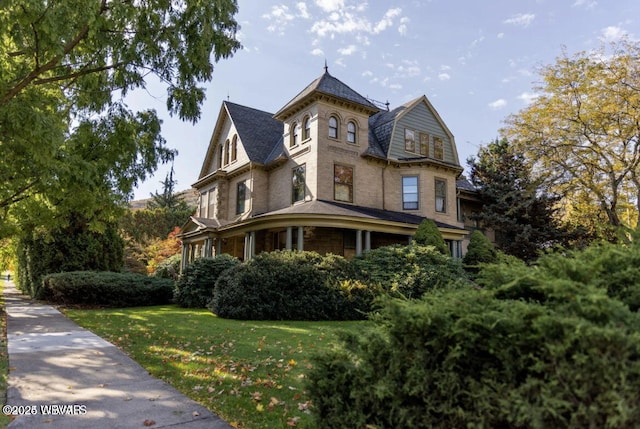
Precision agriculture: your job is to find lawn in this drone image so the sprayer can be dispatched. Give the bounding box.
[64,305,366,429]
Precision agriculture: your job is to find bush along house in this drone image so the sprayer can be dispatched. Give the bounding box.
[178,67,482,270]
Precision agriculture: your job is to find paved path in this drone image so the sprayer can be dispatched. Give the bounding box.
[3,281,232,429]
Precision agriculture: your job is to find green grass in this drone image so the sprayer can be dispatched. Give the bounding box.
[0,280,11,429]
[64,305,366,428]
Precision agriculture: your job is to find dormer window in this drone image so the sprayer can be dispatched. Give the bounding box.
[291,122,300,147]
[303,116,311,140]
[329,116,339,139]
[347,121,356,144]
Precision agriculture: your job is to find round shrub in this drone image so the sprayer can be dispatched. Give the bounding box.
[462,229,498,274]
[307,284,640,429]
[348,244,466,299]
[210,250,355,320]
[174,254,239,308]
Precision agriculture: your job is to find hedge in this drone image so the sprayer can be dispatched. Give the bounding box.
[42,271,174,307]
[174,255,240,308]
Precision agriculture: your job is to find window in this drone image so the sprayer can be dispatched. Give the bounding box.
[290,122,300,147]
[218,145,223,169]
[347,121,356,144]
[224,139,230,165]
[236,181,247,214]
[329,116,338,139]
[402,176,419,210]
[419,133,429,156]
[231,135,237,162]
[208,188,216,218]
[434,136,444,160]
[199,191,207,217]
[303,116,311,140]
[334,164,353,202]
[435,178,447,212]
[292,164,306,203]
[404,128,415,152]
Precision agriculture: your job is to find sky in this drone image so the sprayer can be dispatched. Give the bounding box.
[129,0,639,201]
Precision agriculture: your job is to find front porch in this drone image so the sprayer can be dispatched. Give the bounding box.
[178,200,468,272]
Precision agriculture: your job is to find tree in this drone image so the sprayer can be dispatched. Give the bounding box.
[0,0,241,236]
[468,138,567,262]
[502,39,640,231]
[462,230,498,272]
[413,219,449,256]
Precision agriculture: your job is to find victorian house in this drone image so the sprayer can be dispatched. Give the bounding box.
[178,68,480,269]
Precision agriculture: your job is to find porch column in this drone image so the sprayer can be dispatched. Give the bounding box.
[250,231,256,258]
[215,238,222,256]
[356,230,363,256]
[244,232,250,260]
[297,226,304,251]
[189,243,196,262]
[286,227,293,250]
[181,243,189,273]
[364,230,371,252]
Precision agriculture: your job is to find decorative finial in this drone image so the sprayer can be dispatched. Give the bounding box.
[324,59,328,73]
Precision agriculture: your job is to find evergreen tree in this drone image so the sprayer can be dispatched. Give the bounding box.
[413,219,449,256]
[468,138,567,262]
[462,230,498,274]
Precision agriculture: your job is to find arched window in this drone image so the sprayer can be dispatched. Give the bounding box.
[347,121,356,144]
[231,135,238,162]
[223,139,230,165]
[328,116,338,139]
[303,116,311,140]
[218,145,223,169]
[291,122,300,147]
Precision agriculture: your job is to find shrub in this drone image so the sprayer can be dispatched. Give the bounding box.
[17,219,123,299]
[42,271,174,307]
[348,244,466,299]
[412,219,449,255]
[211,251,359,320]
[174,255,239,308]
[462,229,498,274]
[307,285,640,429]
[153,253,182,281]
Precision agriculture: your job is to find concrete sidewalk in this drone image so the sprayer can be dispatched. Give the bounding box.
[3,281,233,429]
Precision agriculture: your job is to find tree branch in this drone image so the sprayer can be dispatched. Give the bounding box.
[0,0,108,106]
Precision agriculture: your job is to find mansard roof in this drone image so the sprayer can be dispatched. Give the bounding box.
[274,69,380,120]
[224,101,283,164]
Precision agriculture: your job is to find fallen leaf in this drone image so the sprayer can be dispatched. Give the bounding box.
[287,416,301,426]
[256,404,264,412]
[192,411,200,417]
[143,419,156,426]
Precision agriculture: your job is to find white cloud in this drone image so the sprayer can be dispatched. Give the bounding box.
[573,0,597,9]
[489,99,507,110]
[438,73,451,81]
[315,0,344,12]
[296,2,311,19]
[310,48,324,56]
[373,8,402,33]
[497,32,504,39]
[398,17,409,36]
[362,70,373,77]
[263,5,295,34]
[518,92,539,104]
[600,26,627,42]
[440,64,451,71]
[338,44,358,55]
[503,13,535,27]
[310,6,405,38]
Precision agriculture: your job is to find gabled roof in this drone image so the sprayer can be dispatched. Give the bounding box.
[197,101,284,181]
[274,69,379,120]
[366,95,460,165]
[224,101,283,164]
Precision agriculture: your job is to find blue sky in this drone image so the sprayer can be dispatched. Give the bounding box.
[129,0,639,200]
